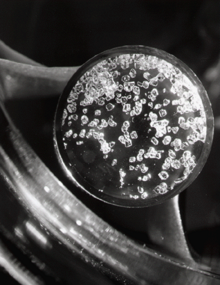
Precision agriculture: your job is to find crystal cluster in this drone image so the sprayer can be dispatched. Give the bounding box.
[61,53,207,201]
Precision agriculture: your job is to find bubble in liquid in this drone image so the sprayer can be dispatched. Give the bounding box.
[57,47,212,207]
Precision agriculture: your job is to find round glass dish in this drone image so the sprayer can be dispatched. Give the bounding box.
[54,46,213,207]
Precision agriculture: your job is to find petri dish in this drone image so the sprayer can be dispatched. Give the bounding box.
[54,46,213,207]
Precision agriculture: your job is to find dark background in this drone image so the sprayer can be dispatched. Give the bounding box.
[0,0,218,73]
[1,0,220,283]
